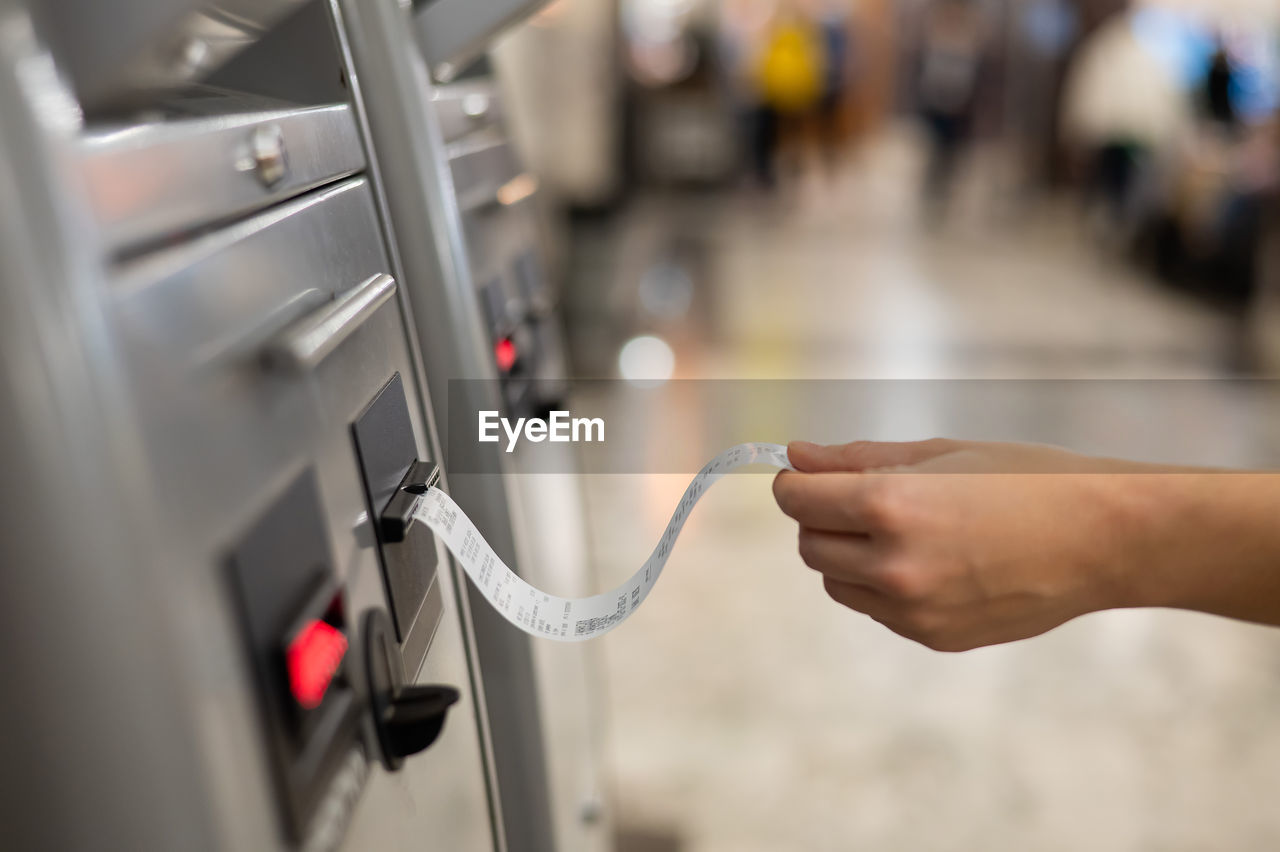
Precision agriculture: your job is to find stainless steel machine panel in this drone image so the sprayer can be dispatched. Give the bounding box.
[4,2,517,849]
[413,0,550,83]
[34,0,312,111]
[450,135,523,213]
[333,1,561,848]
[104,175,495,849]
[109,178,389,562]
[432,81,507,145]
[79,103,365,254]
[334,1,611,848]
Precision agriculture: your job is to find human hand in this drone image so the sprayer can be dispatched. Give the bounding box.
[772,439,1141,651]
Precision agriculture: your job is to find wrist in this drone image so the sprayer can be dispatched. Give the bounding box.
[1093,471,1280,620]
[1072,469,1217,613]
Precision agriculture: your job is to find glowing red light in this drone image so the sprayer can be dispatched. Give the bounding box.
[286,619,347,710]
[494,337,517,372]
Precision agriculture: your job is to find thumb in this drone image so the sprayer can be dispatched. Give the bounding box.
[787,438,959,472]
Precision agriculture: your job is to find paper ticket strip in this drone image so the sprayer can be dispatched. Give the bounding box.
[413,442,794,642]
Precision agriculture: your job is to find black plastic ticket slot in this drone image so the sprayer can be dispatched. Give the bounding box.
[228,470,361,843]
[351,373,444,677]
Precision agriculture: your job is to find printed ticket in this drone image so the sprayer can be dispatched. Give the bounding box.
[412,442,793,641]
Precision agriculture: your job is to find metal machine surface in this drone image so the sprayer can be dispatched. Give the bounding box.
[413,0,551,84]
[335,1,612,849]
[0,3,499,849]
[438,65,612,852]
[33,0,314,112]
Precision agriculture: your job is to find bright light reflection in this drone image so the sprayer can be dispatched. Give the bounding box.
[618,334,675,384]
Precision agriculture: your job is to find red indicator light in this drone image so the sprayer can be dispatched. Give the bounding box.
[286,619,347,710]
[494,337,517,372]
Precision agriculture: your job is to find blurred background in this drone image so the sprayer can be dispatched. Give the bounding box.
[488,0,1280,849]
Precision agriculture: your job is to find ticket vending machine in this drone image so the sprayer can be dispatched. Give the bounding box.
[0,2,503,849]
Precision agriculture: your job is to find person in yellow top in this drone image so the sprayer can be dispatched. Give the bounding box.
[756,8,826,115]
[729,1,828,188]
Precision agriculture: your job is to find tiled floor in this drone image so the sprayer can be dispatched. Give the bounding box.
[570,129,1280,851]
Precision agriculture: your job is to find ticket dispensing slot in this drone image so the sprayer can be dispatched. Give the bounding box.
[379,459,440,544]
[351,373,444,677]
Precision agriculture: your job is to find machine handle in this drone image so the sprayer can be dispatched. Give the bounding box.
[264,273,397,371]
[364,608,458,771]
[383,684,460,759]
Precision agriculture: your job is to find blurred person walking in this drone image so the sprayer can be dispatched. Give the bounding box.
[1163,33,1278,303]
[1060,6,1191,245]
[1204,42,1238,130]
[750,1,828,188]
[720,0,780,187]
[914,0,989,220]
[813,0,857,169]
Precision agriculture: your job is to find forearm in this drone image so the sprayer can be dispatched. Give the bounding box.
[1106,471,1280,625]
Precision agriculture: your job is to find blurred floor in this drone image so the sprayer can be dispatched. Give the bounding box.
[571,127,1280,852]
